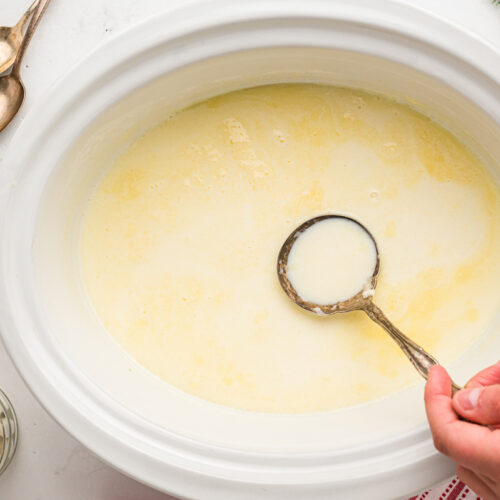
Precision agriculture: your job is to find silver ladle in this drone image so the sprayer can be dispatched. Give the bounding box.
[277,214,462,394]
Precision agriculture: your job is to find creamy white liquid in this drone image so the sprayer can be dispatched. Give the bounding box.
[82,84,500,413]
[287,218,377,305]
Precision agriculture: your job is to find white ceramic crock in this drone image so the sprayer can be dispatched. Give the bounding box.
[1,1,500,498]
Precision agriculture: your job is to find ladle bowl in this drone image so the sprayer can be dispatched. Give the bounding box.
[277,214,462,393]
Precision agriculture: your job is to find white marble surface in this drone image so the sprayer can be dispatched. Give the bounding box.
[0,0,499,498]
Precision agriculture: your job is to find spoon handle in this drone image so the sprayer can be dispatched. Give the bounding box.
[15,0,42,33]
[11,0,50,78]
[363,301,462,394]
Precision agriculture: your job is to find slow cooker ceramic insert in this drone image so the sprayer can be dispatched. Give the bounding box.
[1,1,500,498]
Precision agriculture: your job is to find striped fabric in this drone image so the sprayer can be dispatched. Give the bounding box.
[409,478,480,500]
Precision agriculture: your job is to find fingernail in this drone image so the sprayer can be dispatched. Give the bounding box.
[457,387,482,411]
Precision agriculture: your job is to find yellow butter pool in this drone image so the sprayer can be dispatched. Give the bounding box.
[82,84,500,413]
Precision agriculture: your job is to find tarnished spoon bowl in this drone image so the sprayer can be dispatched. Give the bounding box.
[0,76,24,131]
[0,27,22,75]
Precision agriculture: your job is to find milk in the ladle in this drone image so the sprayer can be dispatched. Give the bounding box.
[287,218,377,305]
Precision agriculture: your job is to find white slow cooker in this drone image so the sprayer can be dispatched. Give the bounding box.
[1,1,500,498]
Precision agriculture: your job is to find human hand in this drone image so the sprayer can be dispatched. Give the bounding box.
[425,362,500,500]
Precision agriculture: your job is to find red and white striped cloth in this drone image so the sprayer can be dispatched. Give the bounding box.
[409,477,480,500]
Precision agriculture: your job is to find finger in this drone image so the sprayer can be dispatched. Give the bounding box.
[466,360,500,388]
[425,365,459,430]
[456,466,497,500]
[453,384,500,426]
[425,366,498,473]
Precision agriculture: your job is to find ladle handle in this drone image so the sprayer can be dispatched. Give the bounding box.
[12,0,50,78]
[363,301,462,394]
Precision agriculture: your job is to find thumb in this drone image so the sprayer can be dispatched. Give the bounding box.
[453,384,500,426]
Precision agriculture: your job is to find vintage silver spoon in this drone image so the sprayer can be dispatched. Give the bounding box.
[0,0,50,133]
[0,0,41,74]
[277,214,463,393]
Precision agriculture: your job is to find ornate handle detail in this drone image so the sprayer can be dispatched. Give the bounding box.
[363,301,462,394]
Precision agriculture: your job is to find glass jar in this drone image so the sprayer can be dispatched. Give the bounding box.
[0,388,18,476]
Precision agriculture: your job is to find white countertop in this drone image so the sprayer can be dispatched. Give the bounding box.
[0,1,499,498]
